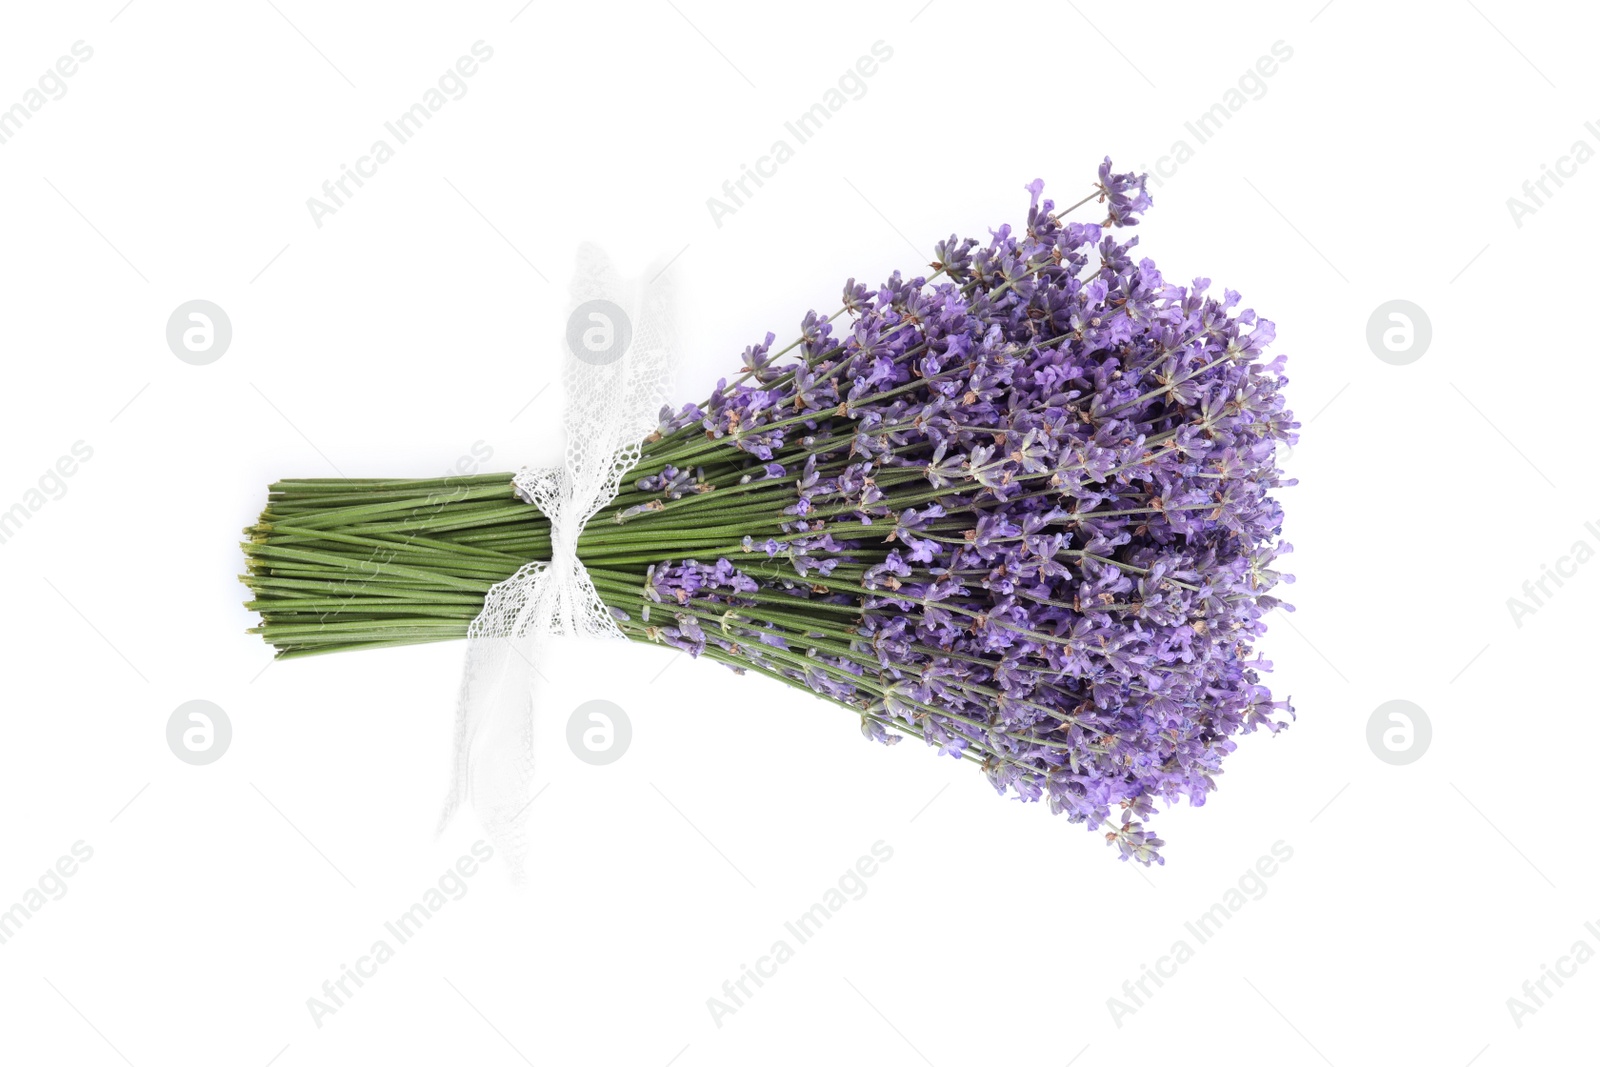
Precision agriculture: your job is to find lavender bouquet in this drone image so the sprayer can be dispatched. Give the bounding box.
[242,160,1297,865]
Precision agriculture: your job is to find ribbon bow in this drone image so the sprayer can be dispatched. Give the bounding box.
[439,245,676,879]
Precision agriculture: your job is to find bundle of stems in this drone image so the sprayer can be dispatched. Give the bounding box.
[242,457,921,663]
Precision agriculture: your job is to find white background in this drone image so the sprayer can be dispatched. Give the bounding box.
[1,1,1595,1064]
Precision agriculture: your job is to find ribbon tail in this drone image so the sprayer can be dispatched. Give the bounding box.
[439,562,552,883]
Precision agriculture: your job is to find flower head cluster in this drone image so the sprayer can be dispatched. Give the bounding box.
[608,161,1297,864]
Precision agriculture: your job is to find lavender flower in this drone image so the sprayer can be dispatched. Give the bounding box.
[605,166,1297,864]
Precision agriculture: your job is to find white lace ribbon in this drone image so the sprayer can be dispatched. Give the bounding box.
[439,245,675,879]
